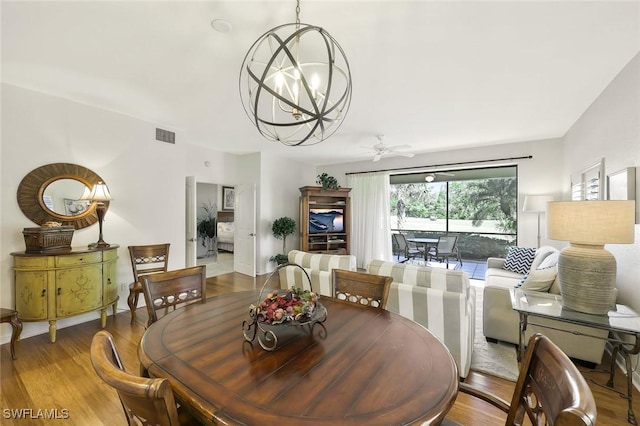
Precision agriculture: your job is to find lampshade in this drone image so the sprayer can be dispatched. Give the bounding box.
[86,181,112,248]
[87,182,112,202]
[239,2,352,146]
[522,194,553,213]
[547,200,634,245]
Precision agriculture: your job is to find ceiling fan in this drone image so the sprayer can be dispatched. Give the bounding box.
[362,135,415,162]
[425,171,455,182]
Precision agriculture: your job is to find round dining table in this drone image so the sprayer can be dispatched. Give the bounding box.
[138,290,459,425]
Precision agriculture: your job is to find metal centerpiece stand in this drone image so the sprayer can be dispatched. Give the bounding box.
[242,263,327,351]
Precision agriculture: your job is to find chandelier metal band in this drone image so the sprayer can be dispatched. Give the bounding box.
[239,3,352,146]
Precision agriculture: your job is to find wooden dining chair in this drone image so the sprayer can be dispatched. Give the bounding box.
[127,243,170,324]
[90,330,199,426]
[141,265,206,327]
[331,269,392,309]
[444,333,597,426]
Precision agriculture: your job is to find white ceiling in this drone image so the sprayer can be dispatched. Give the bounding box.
[2,1,639,166]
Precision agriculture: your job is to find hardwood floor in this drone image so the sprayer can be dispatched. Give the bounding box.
[1,272,638,425]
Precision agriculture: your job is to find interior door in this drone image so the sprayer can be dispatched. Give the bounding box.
[185,176,197,267]
[234,184,256,277]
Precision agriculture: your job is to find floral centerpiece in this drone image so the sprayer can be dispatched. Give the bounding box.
[253,287,318,325]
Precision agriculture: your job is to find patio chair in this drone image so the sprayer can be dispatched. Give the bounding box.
[392,233,424,262]
[427,234,462,267]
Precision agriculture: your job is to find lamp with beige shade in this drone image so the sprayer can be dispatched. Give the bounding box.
[547,200,635,315]
[523,194,554,248]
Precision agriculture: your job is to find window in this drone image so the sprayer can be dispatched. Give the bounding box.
[390,166,518,259]
[572,159,604,201]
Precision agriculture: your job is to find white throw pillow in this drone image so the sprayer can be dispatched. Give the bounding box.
[518,266,558,292]
[537,251,559,269]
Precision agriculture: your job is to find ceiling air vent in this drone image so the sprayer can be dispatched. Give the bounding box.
[156,128,175,144]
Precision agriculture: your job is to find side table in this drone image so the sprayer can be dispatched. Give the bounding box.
[1,308,23,359]
[510,288,640,425]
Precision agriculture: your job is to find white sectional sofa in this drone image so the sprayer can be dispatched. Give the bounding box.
[367,260,475,378]
[279,251,475,378]
[484,245,608,364]
[278,250,357,296]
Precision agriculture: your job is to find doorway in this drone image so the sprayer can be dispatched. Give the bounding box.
[195,182,234,277]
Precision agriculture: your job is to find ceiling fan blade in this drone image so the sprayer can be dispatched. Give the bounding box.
[387,144,412,150]
[373,153,382,162]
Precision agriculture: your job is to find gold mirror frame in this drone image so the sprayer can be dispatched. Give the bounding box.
[17,163,110,229]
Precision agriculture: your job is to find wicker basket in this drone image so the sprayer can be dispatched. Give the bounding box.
[23,226,74,253]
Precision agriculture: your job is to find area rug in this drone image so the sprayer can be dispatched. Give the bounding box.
[470,280,520,381]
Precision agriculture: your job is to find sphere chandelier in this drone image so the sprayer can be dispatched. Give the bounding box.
[239,1,352,146]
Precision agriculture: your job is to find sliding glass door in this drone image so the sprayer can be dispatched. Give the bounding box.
[390,166,517,260]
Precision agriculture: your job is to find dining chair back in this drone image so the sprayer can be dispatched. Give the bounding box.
[331,269,392,309]
[392,233,424,262]
[445,333,597,426]
[141,265,206,327]
[90,330,197,426]
[428,235,462,266]
[127,243,171,324]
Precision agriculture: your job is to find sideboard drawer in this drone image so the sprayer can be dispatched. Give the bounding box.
[55,251,102,267]
[13,256,54,270]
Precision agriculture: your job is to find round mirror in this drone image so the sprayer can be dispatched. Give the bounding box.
[17,163,110,229]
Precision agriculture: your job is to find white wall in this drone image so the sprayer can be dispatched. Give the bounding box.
[259,151,317,274]
[563,53,640,313]
[320,137,566,251]
[0,83,239,342]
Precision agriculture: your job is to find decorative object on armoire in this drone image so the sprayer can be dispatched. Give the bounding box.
[82,182,112,248]
[522,194,554,248]
[547,200,635,315]
[269,216,296,264]
[316,173,340,190]
[11,245,119,342]
[17,163,109,229]
[239,0,352,146]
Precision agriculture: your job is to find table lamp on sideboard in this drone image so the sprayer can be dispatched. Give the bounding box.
[83,181,112,248]
[547,200,635,315]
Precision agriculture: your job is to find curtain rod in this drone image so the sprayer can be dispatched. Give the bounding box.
[344,155,533,175]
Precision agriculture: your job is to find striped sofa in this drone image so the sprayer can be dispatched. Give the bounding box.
[278,250,357,296]
[367,260,475,378]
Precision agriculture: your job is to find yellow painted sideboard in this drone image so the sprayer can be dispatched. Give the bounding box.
[11,245,119,342]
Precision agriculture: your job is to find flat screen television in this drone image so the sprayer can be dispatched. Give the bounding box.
[309,208,344,233]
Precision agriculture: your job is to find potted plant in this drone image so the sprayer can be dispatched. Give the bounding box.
[316,173,340,190]
[197,202,217,255]
[270,216,296,264]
